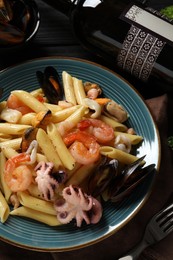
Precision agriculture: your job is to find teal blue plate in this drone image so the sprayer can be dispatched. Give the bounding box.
[0,57,160,251]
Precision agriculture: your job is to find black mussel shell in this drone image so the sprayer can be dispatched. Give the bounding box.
[108,160,156,202]
[121,155,146,178]
[51,169,67,184]
[105,156,146,198]
[32,109,52,129]
[36,66,64,104]
[21,126,38,152]
[87,157,119,198]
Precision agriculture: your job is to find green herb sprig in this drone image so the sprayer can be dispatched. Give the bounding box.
[160,5,173,19]
[168,136,173,150]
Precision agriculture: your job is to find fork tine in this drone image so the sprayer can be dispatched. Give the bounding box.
[161,216,173,231]
[164,220,173,234]
[155,204,173,234]
[155,204,173,222]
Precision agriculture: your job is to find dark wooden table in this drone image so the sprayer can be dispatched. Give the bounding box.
[0,1,173,259]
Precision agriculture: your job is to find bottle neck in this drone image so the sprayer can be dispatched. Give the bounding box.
[40,0,77,16]
[41,0,151,14]
[40,0,149,16]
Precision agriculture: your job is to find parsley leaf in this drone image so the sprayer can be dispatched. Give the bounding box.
[168,136,173,149]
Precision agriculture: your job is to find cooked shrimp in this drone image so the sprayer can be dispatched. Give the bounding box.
[64,130,97,146]
[7,93,34,115]
[4,153,33,192]
[77,118,114,144]
[4,140,38,192]
[64,130,100,165]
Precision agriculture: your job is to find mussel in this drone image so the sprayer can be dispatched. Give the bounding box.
[87,155,156,202]
[31,109,52,129]
[103,100,128,123]
[20,126,38,152]
[36,66,64,104]
[110,163,155,202]
[87,157,119,198]
[20,109,52,152]
[108,156,155,202]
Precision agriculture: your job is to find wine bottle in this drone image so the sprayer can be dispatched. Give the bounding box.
[41,0,173,96]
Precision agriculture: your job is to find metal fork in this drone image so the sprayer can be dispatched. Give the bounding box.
[118,198,173,260]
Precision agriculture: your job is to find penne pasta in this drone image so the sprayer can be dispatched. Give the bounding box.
[63,105,88,125]
[1,147,19,159]
[55,105,89,136]
[17,191,56,215]
[27,183,43,199]
[0,132,12,142]
[36,128,62,170]
[0,190,10,223]
[0,133,13,139]
[0,123,29,135]
[100,146,145,165]
[11,90,48,113]
[47,123,75,170]
[114,131,143,145]
[18,112,36,125]
[62,71,77,105]
[10,206,61,226]
[36,153,48,163]
[66,162,98,186]
[52,105,81,123]
[99,115,128,131]
[30,88,43,97]
[0,137,22,150]
[0,137,11,143]
[44,103,63,113]
[73,77,86,105]
[0,152,12,201]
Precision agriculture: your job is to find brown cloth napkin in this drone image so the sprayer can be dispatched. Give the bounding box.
[0,94,173,260]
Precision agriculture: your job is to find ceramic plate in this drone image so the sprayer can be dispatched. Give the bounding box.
[0,57,160,251]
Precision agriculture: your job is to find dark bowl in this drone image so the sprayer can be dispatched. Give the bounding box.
[0,0,40,47]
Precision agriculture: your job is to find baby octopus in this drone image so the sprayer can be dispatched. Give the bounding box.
[54,185,102,227]
[35,161,66,201]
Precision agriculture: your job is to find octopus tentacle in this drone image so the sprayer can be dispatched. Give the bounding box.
[54,185,102,227]
[35,161,66,201]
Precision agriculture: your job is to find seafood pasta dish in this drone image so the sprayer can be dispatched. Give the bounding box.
[0,66,155,228]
